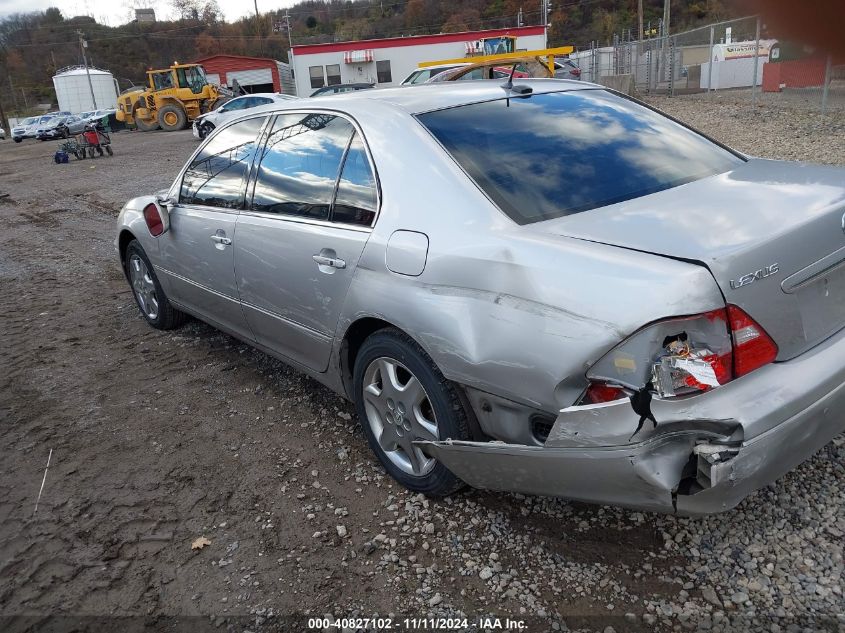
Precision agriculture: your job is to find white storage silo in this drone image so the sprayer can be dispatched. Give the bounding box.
[53,66,119,113]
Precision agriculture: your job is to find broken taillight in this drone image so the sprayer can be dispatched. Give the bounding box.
[143,202,165,237]
[585,305,777,400]
[584,383,627,404]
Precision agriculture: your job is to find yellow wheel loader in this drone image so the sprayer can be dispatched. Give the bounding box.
[116,63,234,132]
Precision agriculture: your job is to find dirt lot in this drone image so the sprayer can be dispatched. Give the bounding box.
[1,101,844,633]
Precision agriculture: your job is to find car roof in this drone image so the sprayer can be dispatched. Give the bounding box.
[309,79,596,113]
[223,79,601,129]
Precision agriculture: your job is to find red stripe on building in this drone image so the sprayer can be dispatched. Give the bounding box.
[291,25,546,56]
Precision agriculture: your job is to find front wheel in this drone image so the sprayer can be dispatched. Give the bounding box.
[353,328,469,496]
[158,104,187,132]
[125,240,187,330]
[105,145,113,156]
[198,121,214,140]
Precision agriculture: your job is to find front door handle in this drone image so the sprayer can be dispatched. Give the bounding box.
[312,254,346,269]
[210,234,232,246]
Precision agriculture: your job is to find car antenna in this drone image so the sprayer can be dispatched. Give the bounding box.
[501,63,533,96]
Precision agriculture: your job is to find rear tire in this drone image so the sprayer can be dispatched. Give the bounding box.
[134,111,160,132]
[105,145,113,156]
[125,240,187,330]
[353,328,469,497]
[158,104,187,132]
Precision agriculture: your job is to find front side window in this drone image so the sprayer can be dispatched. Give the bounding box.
[326,64,341,86]
[418,90,743,225]
[376,60,392,83]
[332,132,377,226]
[180,117,266,209]
[251,113,354,221]
[309,66,325,89]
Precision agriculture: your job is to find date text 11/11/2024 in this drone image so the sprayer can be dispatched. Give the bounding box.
[306,617,528,630]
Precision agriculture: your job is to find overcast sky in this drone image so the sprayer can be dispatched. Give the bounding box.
[0,0,295,27]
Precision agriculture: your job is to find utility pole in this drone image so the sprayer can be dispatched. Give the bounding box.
[637,0,643,41]
[253,0,264,54]
[77,30,98,110]
[284,10,293,46]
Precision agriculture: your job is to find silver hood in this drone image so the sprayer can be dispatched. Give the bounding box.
[536,159,845,359]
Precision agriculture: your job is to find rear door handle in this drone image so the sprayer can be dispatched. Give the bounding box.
[312,254,346,269]
[210,234,232,246]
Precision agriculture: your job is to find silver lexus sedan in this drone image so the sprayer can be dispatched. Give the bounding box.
[115,80,845,514]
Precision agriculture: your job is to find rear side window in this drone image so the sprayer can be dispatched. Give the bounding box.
[332,132,377,226]
[251,113,354,220]
[418,90,743,224]
[180,117,265,209]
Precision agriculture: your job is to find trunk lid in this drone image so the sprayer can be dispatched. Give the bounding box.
[536,159,845,359]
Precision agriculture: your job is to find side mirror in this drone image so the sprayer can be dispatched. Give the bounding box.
[156,193,176,211]
[143,201,171,237]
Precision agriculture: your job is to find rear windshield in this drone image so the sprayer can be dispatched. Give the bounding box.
[418,90,742,224]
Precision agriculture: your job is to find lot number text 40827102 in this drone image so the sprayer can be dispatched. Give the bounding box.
[306,617,528,630]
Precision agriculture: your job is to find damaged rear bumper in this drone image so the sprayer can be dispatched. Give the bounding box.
[419,328,845,515]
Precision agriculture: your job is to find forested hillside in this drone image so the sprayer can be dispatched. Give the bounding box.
[0,0,739,114]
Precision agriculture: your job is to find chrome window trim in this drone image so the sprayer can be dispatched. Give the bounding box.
[237,208,373,234]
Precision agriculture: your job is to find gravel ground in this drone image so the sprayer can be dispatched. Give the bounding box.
[1,101,844,633]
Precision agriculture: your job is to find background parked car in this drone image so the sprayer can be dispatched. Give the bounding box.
[427,57,582,84]
[310,83,374,97]
[0,126,5,140]
[400,63,470,85]
[192,93,297,140]
[554,58,582,79]
[36,115,88,140]
[12,115,65,142]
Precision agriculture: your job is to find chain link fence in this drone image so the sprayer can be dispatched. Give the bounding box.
[570,15,844,115]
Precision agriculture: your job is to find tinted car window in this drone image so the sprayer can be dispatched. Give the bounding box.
[221,98,248,112]
[180,117,266,209]
[251,113,354,220]
[418,90,743,224]
[332,132,377,226]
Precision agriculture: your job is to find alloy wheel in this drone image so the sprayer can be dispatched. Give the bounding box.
[128,254,159,320]
[361,357,439,476]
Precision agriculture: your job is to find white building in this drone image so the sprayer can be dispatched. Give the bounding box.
[290,26,547,96]
[52,66,119,113]
[700,40,775,90]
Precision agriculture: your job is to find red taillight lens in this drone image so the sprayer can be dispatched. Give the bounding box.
[143,203,164,237]
[571,67,581,76]
[727,304,778,377]
[584,383,626,404]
